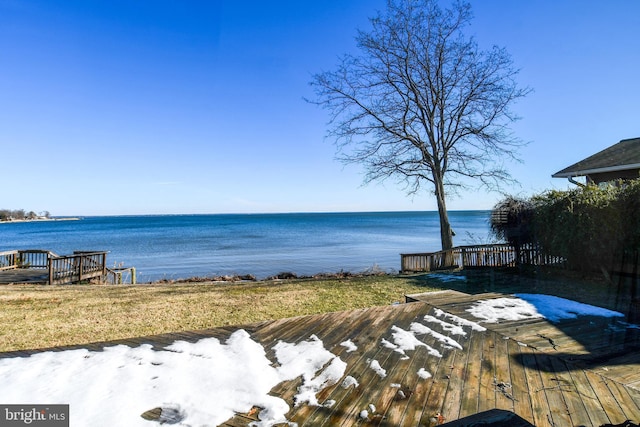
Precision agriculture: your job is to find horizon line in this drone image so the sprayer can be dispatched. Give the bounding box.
[52,209,491,218]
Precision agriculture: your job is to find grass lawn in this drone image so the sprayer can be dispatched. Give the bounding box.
[0,275,438,352]
[1,268,625,353]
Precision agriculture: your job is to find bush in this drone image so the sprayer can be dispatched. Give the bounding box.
[531,186,623,271]
[492,181,640,272]
[490,196,535,247]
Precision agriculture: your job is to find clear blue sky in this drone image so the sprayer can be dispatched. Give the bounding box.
[1,0,639,216]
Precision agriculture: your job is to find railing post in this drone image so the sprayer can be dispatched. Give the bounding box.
[48,256,53,286]
[443,249,453,269]
[78,255,84,283]
[101,253,107,283]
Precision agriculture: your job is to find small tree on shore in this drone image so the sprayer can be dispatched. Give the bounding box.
[310,0,530,250]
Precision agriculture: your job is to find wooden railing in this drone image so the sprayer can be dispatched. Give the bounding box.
[401,243,564,273]
[0,249,52,271]
[48,251,107,285]
[106,266,137,285]
[0,249,110,285]
[0,250,20,270]
[460,244,518,268]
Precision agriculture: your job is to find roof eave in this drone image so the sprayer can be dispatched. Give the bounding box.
[552,163,640,178]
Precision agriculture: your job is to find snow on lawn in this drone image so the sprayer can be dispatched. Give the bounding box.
[466,294,625,324]
[0,330,346,427]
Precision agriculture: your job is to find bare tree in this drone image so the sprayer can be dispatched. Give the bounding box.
[310,0,530,250]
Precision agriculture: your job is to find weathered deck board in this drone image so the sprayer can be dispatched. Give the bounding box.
[507,339,535,423]
[548,354,592,426]
[587,371,633,425]
[568,368,611,426]
[607,379,640,421]
[519,345,553,427]
[408,290,640,392]
[417,344,457,426]
[2,293,640,426]
[458,324,483,418]
[382,337,430,424]
[296,309,387,425]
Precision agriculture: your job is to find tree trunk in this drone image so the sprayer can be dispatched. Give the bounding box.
[434,176,454,251]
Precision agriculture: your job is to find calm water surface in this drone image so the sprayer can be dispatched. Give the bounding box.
[0,211,491,282]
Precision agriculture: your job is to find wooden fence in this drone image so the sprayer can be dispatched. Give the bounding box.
[401,243,564,273]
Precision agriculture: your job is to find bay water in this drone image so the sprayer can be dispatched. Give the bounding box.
[0,211,491,282]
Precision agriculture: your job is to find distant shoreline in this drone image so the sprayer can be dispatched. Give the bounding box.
[0,217,80,224]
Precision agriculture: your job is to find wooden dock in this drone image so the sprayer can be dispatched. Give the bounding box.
[0,249,135,285]
[2,291,639,426]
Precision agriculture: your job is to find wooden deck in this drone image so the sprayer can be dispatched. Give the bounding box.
[407,291,640,391]
[0,268,50,283]
[0,249,135,284]
[1,292,639,426]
